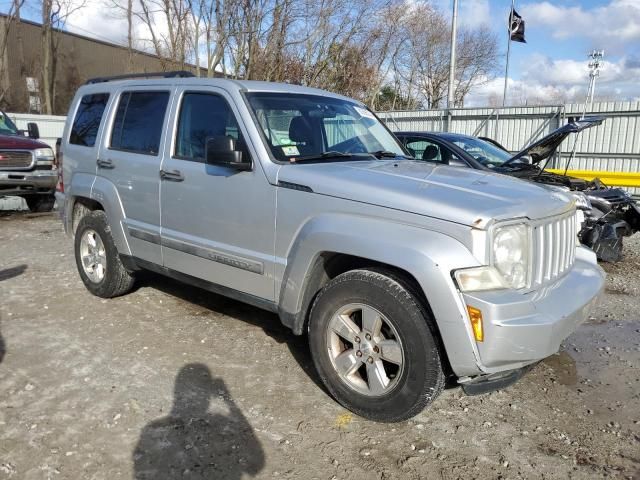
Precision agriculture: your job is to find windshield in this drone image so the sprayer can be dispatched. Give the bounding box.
[0,112,19,136]
[245,92,406,162]
[443,135,514,168]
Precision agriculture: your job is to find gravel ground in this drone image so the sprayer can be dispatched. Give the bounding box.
[0,211,639,480]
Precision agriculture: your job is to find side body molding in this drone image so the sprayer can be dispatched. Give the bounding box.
[277,213,484,376]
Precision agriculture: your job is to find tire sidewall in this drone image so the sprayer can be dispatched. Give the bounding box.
[309,271,443,422]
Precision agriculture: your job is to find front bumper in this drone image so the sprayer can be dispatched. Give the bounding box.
[0,169,57,196]
[461,246,604,374]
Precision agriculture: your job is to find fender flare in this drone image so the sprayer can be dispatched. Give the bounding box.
[87,176,131,255]
[278,213,484,376]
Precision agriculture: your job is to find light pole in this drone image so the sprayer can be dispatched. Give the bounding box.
[563,50,604,174]
[446,0,458,132]
[447,0,458,109]
[584,50,603,116]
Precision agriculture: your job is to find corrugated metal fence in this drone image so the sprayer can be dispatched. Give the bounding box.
[378,101,640,195]
[6,100,640,181]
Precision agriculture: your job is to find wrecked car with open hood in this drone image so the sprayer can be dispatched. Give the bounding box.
[396,117,640,262]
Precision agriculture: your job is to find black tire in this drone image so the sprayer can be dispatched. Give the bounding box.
[24,194,55,212]
[308,269,445,422]
[74,210,135,298]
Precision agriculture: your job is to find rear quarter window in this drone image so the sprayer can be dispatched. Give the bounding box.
[69,93,110,147]
[110,91,170,155]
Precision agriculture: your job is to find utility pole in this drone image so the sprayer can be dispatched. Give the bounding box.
[446,0,458,132]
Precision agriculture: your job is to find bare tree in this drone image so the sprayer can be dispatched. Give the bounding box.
[40,0,86,114]
[0,0,26,109]
[134,0,193,70]
[453,26,500,106]
[27,0,499,112]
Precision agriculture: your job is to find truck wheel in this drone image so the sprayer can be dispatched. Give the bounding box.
[25,194,55,212]
[74,210,135,298]
[308,269,445,422]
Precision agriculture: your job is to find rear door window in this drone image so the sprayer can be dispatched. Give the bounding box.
[110,91,170,155]
[70,93,110,147]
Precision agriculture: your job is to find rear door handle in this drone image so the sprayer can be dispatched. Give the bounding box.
[160,169,185,182]
[96,158,114,169]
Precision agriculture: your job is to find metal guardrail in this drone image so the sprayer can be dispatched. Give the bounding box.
[546,169,640,188]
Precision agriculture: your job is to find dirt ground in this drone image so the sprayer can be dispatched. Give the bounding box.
[0,211,638,480]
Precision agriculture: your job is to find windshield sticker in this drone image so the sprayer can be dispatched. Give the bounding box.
[282,145,300,156]
[354,106,375,120]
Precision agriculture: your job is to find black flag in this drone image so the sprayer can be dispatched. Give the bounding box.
[509,9,526,43]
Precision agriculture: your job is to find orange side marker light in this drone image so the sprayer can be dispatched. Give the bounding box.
[467,306,484,342]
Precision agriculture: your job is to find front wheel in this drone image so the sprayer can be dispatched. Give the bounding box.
[308,269,445,422]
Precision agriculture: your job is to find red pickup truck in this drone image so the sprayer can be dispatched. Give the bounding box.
[0,110,57,212]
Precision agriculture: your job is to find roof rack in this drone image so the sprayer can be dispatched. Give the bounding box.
[85,70,195,85]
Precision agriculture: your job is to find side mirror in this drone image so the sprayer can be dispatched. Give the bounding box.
[27,122,40,139]
[448,156,468,168]
[205,136,251,171]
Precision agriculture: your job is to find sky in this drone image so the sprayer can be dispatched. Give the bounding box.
[4,0,640,107]
[437,0,640,106]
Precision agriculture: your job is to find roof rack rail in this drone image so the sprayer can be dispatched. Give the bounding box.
[85,70,195,85]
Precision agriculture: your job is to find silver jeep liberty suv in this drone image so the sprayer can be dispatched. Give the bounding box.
[57,72,604,422]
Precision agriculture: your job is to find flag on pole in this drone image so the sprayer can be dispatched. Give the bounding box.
[509,9,526,43]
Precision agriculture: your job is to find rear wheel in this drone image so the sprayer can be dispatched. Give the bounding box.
[74,210,135,298]
[308,269,445,422]
[24,194,55,212]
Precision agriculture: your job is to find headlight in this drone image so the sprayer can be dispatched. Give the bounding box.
[492,223,529,289]
[34,148,55,162]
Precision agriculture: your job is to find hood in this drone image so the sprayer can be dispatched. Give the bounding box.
[277,160,574,227]
[504,116,604,165]
[0,133,49,150]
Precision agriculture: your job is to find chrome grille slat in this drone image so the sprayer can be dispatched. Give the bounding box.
[531,211,577,288]
[544,223,552,281]
[559,218,566,273]
[0,150,33,169]
[535,227,544,285]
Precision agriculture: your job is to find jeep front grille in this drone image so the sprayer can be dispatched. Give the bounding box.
[531,211,577,287]
[0,150,34,169]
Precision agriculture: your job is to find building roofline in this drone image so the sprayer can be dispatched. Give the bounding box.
[0,12,206,73]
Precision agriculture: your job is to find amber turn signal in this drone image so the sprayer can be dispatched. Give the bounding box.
[467,306,484,342]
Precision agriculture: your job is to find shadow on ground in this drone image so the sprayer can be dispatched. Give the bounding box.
[138,272,327,394]
[0,264,27,282]
[133,363,264,479]
[0,324,4,364]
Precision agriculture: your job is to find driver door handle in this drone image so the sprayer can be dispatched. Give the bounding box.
[96,158,114,169]
[160,169,185,182]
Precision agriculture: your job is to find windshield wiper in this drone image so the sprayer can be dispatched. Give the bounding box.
[369,150,408,159]
[499,162,539,172]
[291,151,364,164]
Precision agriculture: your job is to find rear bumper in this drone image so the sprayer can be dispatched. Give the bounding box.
[461,246,604,374]
[55,191,68,231]
[0,169,57,196]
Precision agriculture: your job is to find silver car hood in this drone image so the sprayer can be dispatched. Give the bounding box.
[277,160,574,227]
